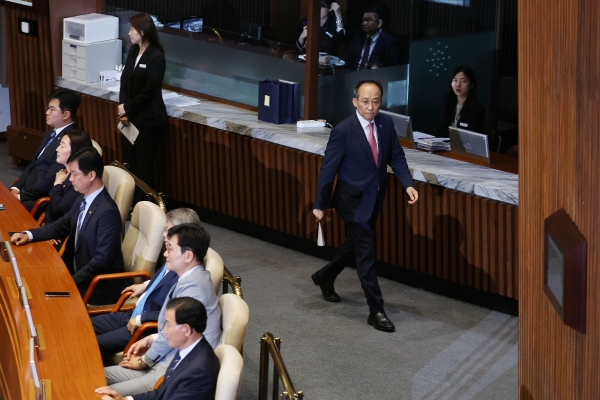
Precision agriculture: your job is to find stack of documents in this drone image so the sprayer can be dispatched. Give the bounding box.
[415,137,451,153]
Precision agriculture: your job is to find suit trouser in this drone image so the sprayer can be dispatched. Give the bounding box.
[105,361,169,396]
[317,219,385,314]
[92,311,135,355]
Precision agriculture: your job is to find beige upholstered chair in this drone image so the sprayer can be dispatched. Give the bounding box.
[91,139,103,156]
[205,248,224,295]
[102,165,135,228]
[219,293,249,353]
[122,201,166,283]
[215,344,244,400]
[83,201,166,315]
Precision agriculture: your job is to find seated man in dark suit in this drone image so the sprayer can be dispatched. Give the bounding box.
[91,208,201,356]
[11,147,125,304]
[10,89,81,211]
[344,6,404,70]
[95,297,220,400]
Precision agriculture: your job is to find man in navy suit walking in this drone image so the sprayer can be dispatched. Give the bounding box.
[312,79,418,332]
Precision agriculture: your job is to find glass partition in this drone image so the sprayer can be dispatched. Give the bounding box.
[317,65,408,125]
[407,31,495,135]
[105,6,304,107]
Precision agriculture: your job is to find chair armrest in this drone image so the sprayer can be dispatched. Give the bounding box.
[111,291,134,312]
[58,236,69,257]
[30,197,50,218]
[82,271,152,305]
[36,212,46,225]
[124,322,159,353]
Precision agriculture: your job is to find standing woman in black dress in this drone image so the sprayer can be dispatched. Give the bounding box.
[437,65,486,137]
[118,12,167,189]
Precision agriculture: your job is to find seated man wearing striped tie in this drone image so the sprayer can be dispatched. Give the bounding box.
[91,208,201,356]
[96,296,220,400]
[103,223,221,396]
[9,88,81,211]
[10,147,125,304]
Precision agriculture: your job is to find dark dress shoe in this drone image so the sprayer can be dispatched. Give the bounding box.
[367,312,395,332]
[311,272,340,302]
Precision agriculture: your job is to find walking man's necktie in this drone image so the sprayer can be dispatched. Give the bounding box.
[367,122,378,164]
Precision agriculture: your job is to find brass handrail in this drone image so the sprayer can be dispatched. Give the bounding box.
[110,160,167,213]
[259,332,303,400]
[111,160,243,298]
[223,267,243,298]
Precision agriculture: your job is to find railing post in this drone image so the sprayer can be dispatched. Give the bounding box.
[272,337,281,400]
[258,334,270,400]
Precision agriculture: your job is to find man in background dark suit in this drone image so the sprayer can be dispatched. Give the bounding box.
[10,89,80,211]
[312,79,418,332]
[11,147,125,305]
[96,297,220,400]
[344,6,404,70]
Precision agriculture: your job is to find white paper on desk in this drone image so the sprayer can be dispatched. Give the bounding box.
[105,84,121,92]
[118,121,139,145]
[162,90,179,100]
[413,131,435,142]
[164,96,200,107]
[317,222,325,246]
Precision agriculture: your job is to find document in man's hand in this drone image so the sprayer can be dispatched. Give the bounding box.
[118,121,140,145]
[317,222,325,246]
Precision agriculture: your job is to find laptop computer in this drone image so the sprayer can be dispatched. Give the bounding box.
[448,126,490,166]
[378,110,414,146]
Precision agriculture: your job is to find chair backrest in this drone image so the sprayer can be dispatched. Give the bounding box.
[102,165,135,227]
[215,344,244,400]
[219,294,249,352]
[205,248,224,295]
[91,139,103,156]
[122,201,166,278]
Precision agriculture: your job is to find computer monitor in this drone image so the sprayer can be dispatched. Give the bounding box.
[378,110,414,145]
[448,126,490,166]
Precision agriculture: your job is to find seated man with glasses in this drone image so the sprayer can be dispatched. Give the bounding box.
[103,223,221,396]
[91,208,201,357]
[311,79,418,333]
[10,88,81,211]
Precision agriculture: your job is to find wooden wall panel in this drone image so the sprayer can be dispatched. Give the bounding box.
[4,8,53,132]
[519,0,600,398]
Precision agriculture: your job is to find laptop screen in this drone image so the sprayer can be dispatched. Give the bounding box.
[448,126,490,165]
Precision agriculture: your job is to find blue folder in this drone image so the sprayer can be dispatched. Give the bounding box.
[258,80,286,124]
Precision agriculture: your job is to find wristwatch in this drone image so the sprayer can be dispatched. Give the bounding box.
[138,357,148,369]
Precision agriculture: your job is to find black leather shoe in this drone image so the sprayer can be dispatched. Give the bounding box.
[311,272,340,302]
[367,312,395,332]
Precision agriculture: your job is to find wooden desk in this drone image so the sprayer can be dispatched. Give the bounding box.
[0,185,105,399]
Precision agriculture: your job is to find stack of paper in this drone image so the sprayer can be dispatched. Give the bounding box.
[415,138,451,153]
